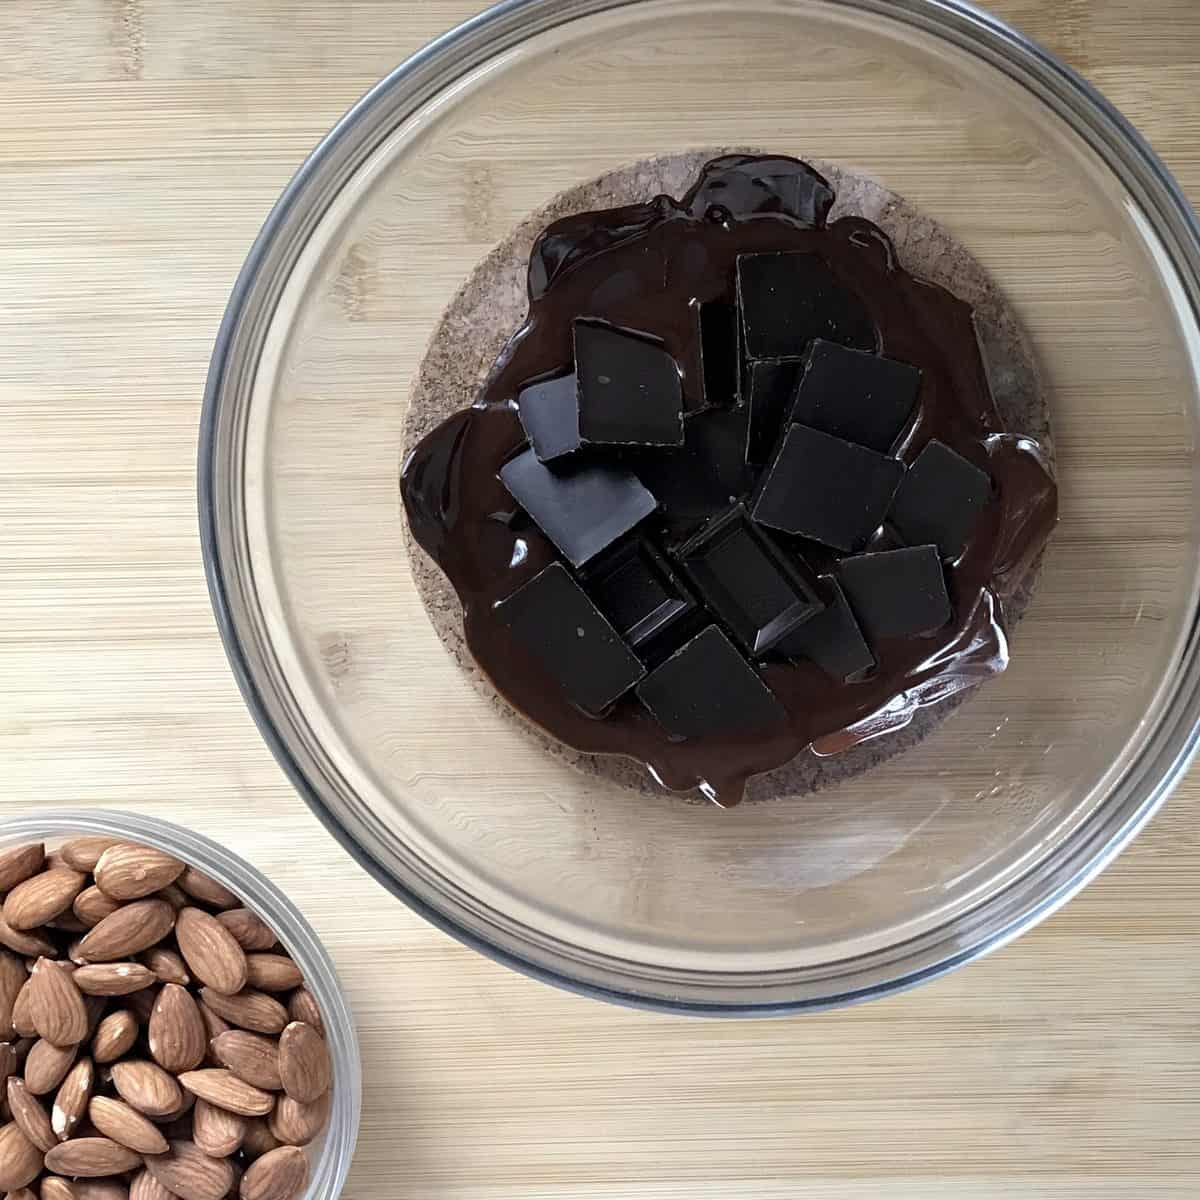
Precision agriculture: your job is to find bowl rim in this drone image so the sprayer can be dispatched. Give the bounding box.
[198,0,1200,1015]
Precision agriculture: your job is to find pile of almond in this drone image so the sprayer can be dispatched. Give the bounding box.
[0,837,334,1200]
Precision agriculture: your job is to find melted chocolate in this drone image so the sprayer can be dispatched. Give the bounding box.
[401,156,1058,805]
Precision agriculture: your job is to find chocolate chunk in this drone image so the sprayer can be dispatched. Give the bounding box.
[889,439,992,558]
[636,625,787,739]
[736,252,877,359]
[693,300,741,408]
[838,545,951,640]
[675,506,822,656]
[573,320,684,446]
[634,404,755,537]
[790,340,920,453]
[499,447,657,568]
[683,154,836,227]
[516,372,580,462]
[752,424,905,552]
[745,358,805,466]
[778,577,875,680]
[495,563,645,716]
[584,539,695,647]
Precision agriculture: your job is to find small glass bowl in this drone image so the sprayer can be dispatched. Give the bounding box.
[0,810,361,1199]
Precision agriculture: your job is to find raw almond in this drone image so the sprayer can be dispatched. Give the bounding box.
[152,1087,196,1126]
[175,910,247,997]
[44,1135,143,1177]
[60,838,122,874]
[285,989,324,1038]
[240,1117,281,1161]
[47,910,90,934]
[141,947,189,986]
[89,1095,169,1155]
[156,883,189,911]
[109,1060,182,1118]
[177,1070,272,1118]
[131,1167,176,1200]
[268,1090,329,1147]
[148,985,206,1074]
[73,886,121,928]
[192,1098,245,1158]
[24,1040,79,1095]
[73,962,157,997]
[0,950,27,1038]
[39,1177,77,1200]
[73,1183,132,1200]
[7,1076,56,1152]
[0,1119,42,1191]
[278,1022,330,1104]
[51,1054,94,1140]
[143,1139,235,1200]
[244,955,302,994]
[76,899,175,964]
[240,1145,310,1200]
[216,909,276,953]
[129,986,158,1026]
[94,845,185,902]
[30,957,89,1046]
[0,1042,16,1088]
[3,869,86,931]
[209,1031,281,1092]
[83,993,107,1037]
[6,1187,35,1200]
[198,989,286,1036]
[0,916,55,959]
[0,845,44,895]
[9,979,36,1038]
[175,868,239,911]
[92,1009,138,1063]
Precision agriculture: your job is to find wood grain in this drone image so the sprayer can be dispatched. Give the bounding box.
[0,3,1198,1197]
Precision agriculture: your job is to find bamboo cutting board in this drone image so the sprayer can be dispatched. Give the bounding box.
[1,2,1198,1197]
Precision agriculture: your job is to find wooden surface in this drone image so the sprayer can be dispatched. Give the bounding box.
[1,2,1198,1196]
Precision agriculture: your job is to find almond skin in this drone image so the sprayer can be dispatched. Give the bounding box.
[244,955,303,994]
[192,1098,246,1158]
[131,1167,177,1200]
[73,886,122,928]
[39,1177,77,1200]
[60,837,122,874]
[0,1119,42,1191]
[109,1060,183,1119]
[175,910,247,997]
[240,1145,310,1200]
[3,869,86,931]
[0,917,54,959]
[0,950,28,1038]
[44,1135,143,1177]
[94,845,185,902]
[89,1095,169,1155]
[7,1076,56,1152]
[73,1183,132,1200]
[177,1070,273,1118]
[148,985,206,1074]
[143,1139,236,1200]
[278,1022,330,1103]
[9,979,37,1038]
[209,1031,282,1092]
[216,910,277,953]
[92,1009,139,1063]
[198,989,286,1036]
[240,1117,281,1161]
[175,868,240,911]
[0,845,44,895]
[30,957,90,1046]
[24,1039,79,1095]
[129,986,158,1025]
[268,1090,330,1147]
[51,1054,94,1140]
[141,947,189,986]
[285,989,324,1038]
[73,962,157,997]
[0,1042,17,1088]
[76,899,175,964]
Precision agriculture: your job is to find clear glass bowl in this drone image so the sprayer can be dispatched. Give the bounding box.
[199,0,1200,1013]
[0,811,361,1195]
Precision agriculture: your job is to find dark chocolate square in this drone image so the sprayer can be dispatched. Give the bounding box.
[751,424,905,552]
[636,625,787,740]
[495,563,645,716]
[777,576,875,680]
[675,507,822,656]
[790,339,921,453]
[736,252,877,360]
[889,439,992,559]
[584,539,695,648]
[745,358,805,466]
[517,372,580,462]
[693,299,741,408]
[574,319,684,447]
[499,447,658,568]
[838,545,952,640]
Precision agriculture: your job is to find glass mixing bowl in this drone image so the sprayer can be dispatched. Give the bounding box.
[199,0,1200,1013]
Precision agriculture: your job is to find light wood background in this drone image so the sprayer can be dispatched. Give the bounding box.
[1,2,1198,1196]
